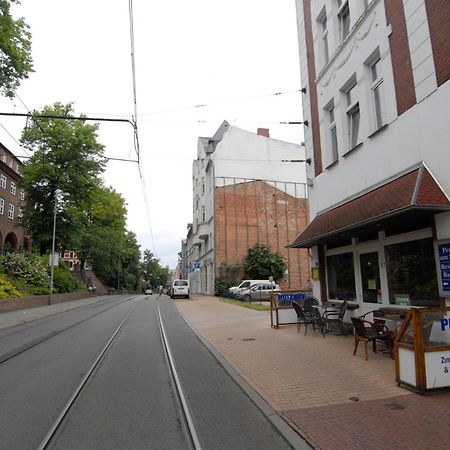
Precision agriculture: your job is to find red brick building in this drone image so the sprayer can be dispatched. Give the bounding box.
[215,180,309,290]
[0,143,31,252]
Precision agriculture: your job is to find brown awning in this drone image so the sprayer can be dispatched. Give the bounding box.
[289,165,450,248]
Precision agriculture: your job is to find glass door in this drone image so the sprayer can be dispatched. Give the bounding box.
[359,251,381,304]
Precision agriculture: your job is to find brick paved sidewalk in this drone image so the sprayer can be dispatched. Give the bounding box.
[176,295,450,450]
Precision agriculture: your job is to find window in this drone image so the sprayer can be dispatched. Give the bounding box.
[337,0,351,42]
[201,177,205,194]
[369,56,386,129]
[0,174,6,189]
[20,189,25,201]
[18,207,22,218]
[385,238,439,307]
[0,197,4,215]
[327,101,339,164]
[327,252,356,300]
[345,82,360,149]
[10,181,16,195]
[202,205,205,222]
[317,8,329,67]
[8,203,14,219]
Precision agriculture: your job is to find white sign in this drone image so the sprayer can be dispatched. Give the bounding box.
[49,253,59,267]
[425,350,450,389]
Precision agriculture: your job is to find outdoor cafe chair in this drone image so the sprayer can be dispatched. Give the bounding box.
[351,317,393,361]
[292,301,322,336]
[322,299,348,335]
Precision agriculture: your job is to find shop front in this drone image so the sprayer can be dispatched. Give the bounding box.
[289,165,450,315]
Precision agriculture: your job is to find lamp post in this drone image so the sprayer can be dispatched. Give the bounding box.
[48,190,59,305]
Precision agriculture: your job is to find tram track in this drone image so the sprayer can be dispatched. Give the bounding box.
[0,295,138,366]
[31,296,199,450]
[36,314,131,450]
[158,301,202,450]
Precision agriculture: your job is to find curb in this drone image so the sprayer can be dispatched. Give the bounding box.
[175,300,312,450]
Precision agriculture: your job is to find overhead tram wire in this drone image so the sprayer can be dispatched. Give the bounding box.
[139,88,302,116]
[128,0,157,257]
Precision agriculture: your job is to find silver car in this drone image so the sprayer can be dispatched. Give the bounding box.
[238,283,280,302]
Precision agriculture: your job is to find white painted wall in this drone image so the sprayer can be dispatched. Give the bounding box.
[211,125,307,188]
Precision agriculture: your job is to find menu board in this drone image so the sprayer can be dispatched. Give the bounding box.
[438,244,450,293]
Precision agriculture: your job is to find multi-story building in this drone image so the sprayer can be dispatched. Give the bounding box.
[0,142,31,252]
[188,121,310,295]
[291,0,450,314]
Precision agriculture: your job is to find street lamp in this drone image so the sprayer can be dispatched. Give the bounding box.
[48,189,61,305]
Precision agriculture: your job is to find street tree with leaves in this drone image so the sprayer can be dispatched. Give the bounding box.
[141,250,170,289]
[0,0,33,97]
[244,243,286,281]
[19,102,106,254]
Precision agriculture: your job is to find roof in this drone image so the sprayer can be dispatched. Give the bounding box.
[289,164,450,248]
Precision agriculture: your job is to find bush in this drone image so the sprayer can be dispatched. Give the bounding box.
[52,264,85,293]
[0,274,22,299]
[0,253,49,294]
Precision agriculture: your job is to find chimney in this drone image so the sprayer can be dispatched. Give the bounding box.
[257,128,270,138]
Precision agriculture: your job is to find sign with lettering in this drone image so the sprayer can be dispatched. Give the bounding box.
[438,244,450,292]
[274,292,306,305]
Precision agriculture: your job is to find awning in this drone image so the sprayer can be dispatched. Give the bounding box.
[289,165,450,248]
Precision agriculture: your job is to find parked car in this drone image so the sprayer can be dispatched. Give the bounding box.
[228,280,271,298]
[144,288,152,295]
[170,279,190,299]
[237,283,280,302]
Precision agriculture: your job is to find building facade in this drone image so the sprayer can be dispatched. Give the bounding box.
[292,0,450,315]
[188,121,310,295]
[0,143,31,252]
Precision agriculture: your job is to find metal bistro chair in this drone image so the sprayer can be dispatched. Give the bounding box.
[292,301,322,336]
[351,316,393,361]
[322,299,348,335]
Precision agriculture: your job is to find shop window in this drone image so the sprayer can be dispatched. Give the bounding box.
[385,238,439,307]
[327,252,356,300]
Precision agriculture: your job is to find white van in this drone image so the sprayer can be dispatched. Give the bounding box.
[170,279,190,299]
[228,280,272,298]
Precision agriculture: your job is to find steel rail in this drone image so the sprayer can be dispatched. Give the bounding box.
[37,313,130,450]
[0,296,136,365]
[158,303,203,450]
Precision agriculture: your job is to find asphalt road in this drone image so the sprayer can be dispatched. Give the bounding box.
[0,295,294,450]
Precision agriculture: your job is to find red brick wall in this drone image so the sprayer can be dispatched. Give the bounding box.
[302,0,323,177]
[424,0,450,87]
[384,0,417,115]
[215,180,310,290]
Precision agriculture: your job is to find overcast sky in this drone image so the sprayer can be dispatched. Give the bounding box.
[1,0,305,269]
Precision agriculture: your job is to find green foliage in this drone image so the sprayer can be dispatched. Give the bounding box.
[215,263,242,296]
[19,102,106,254]
[0,0,33,97]
[52,264,85,293]
[0,274,22,299]
[244,243,286,281]
[141,250,170,289]
[0,252,49,292]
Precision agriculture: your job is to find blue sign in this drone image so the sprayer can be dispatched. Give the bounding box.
[275,292,306,305]
[438,244,450,292]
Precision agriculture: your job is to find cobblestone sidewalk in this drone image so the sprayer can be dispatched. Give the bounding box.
[177,296,450,450]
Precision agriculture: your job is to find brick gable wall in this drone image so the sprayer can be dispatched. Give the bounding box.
[215,180,310,290]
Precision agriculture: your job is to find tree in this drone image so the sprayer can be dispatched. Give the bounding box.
[244,243,286,281]
[19,102,106,254]
[141,250,170,289]
[0,0,33,97]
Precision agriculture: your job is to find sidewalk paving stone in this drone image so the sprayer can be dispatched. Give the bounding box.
[177,295,450,450]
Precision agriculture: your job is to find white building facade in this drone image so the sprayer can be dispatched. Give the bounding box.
[189,121,309,295]
[292,0,450,315]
